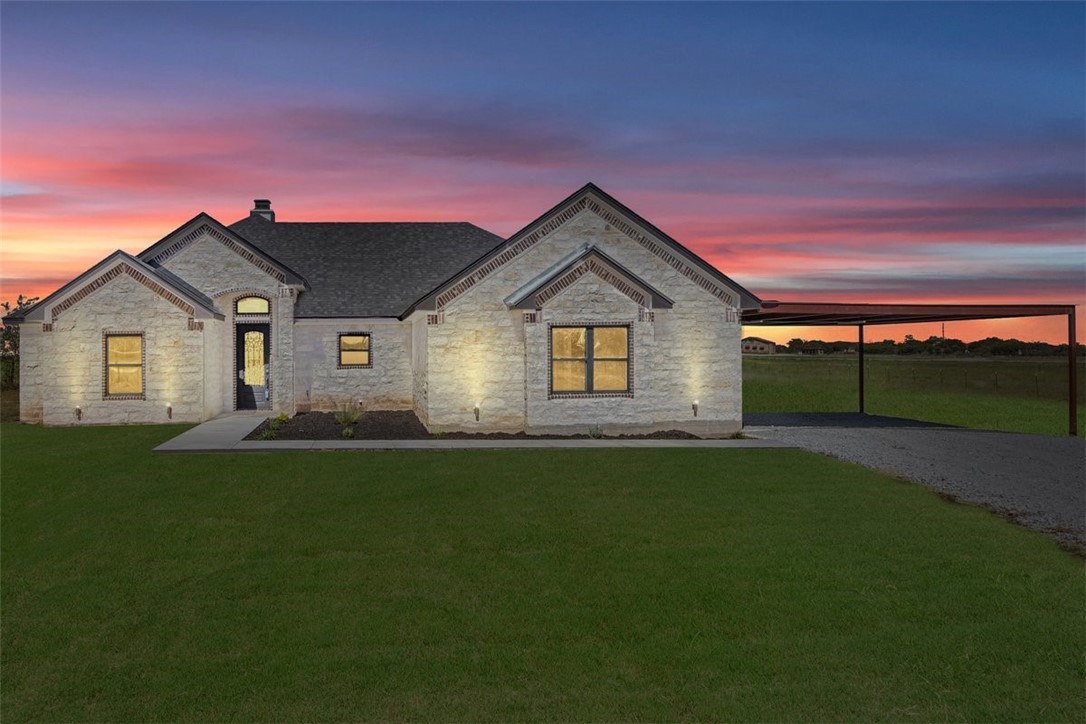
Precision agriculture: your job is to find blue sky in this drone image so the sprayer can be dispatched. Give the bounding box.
[2,1,1083,340]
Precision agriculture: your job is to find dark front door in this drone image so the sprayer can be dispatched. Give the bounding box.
[236,323,270,410]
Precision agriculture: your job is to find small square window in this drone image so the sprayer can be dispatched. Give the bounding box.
[339,333,371,367]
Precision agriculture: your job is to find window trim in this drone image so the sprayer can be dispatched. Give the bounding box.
[338,332,373,369]
[548,324,633,398]
[102,331,146,400]
[234,295,271,316]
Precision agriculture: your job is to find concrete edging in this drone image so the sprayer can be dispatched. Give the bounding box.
[152,414,796,453]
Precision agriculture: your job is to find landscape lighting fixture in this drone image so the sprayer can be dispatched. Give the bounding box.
[692,400,699,417]
[474,402,481,422]
[167,403,173,420]
[75,405,82,421]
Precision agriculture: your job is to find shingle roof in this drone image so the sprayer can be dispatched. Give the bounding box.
[228,217,504,318]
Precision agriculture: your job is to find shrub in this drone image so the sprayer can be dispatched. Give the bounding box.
[587,424,604,439]
[340,426,354,439]
[257,427,278,441]
[334,399,362,426]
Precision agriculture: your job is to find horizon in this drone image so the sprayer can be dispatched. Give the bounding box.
[1,2,1083,343]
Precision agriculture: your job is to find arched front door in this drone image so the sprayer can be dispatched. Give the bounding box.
[236,323,270,410]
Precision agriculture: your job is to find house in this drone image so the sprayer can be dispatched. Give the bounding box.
[741,336,777,354]
[7,184,761,435]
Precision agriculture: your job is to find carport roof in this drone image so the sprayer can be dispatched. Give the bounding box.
[742,301,1076,326]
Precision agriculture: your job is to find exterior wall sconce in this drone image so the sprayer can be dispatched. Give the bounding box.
[75,406,82,421]
[167,403,173,420]
[692,400,699,417]
[474,403,480,421]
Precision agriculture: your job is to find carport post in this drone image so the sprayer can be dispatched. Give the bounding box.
[858,324,865,413]
[1070,307,1078,437]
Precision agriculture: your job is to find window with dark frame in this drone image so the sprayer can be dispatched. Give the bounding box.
[339,333,371,367]
[550,326,629,394]
[104,333,144,397]
[235,296,270,315]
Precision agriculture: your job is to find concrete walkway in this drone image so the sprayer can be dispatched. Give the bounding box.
[154,413,796,453]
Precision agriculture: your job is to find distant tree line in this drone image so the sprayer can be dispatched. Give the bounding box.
[1,295,40,387]
[780,335,1085,357]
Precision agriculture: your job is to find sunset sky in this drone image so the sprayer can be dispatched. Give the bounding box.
[1,2,1083,343]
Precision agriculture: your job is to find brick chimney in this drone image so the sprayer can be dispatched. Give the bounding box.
[250,199,275,222]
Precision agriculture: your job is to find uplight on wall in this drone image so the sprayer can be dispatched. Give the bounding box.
[692,400,699,417]
[167,403,173,420]
[474,402,481,421]
[75,406,82,421]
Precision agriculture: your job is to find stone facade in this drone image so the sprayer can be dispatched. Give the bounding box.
[410,315,429,425]
[162,234,296,416]
[293,318,413,412]
[23,271,211,425]
[421,209,742,435]
[16,188,748,433]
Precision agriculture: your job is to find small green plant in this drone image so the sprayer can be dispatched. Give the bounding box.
[340,426,354,439]
[275,413,290,425]
[587,424,604,439]
[334,399,362,426]
[434,431,446,439]
[267,418,282,433]
[257,427,279,441]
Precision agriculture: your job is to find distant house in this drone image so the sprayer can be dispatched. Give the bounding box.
[6,183,762,435]
[801,343,826,355]
[741,336,777,354]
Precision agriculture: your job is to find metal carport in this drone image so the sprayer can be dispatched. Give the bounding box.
[741,302,1079,435]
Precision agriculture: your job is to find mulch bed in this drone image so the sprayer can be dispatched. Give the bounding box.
[246,410,701,441]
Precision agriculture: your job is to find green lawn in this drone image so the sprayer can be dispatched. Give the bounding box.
[744,355,1086,436]
[2,424,1083,721]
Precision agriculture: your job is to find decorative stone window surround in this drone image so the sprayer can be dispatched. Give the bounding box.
[547,322,634,400]
[102,331,146,401]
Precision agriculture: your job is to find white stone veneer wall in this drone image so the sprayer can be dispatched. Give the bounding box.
[31,273,209,425]
[18,324,43,423]
[410,314,429,425]
[201,318,225,419]
[424,210,742,435]
[292,319,413,411]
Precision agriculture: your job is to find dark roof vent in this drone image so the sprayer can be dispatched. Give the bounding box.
[250,199,274,222]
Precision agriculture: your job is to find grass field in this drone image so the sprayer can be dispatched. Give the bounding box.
[2,423,1083,721]
[744,355,1085,436]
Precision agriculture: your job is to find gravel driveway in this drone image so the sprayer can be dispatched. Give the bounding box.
[745,414,1086,551]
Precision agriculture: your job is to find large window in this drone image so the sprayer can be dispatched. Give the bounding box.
[104,333,144,398]
[235,296,270,315]
[550,326,629,394]
[339,333,371,367]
